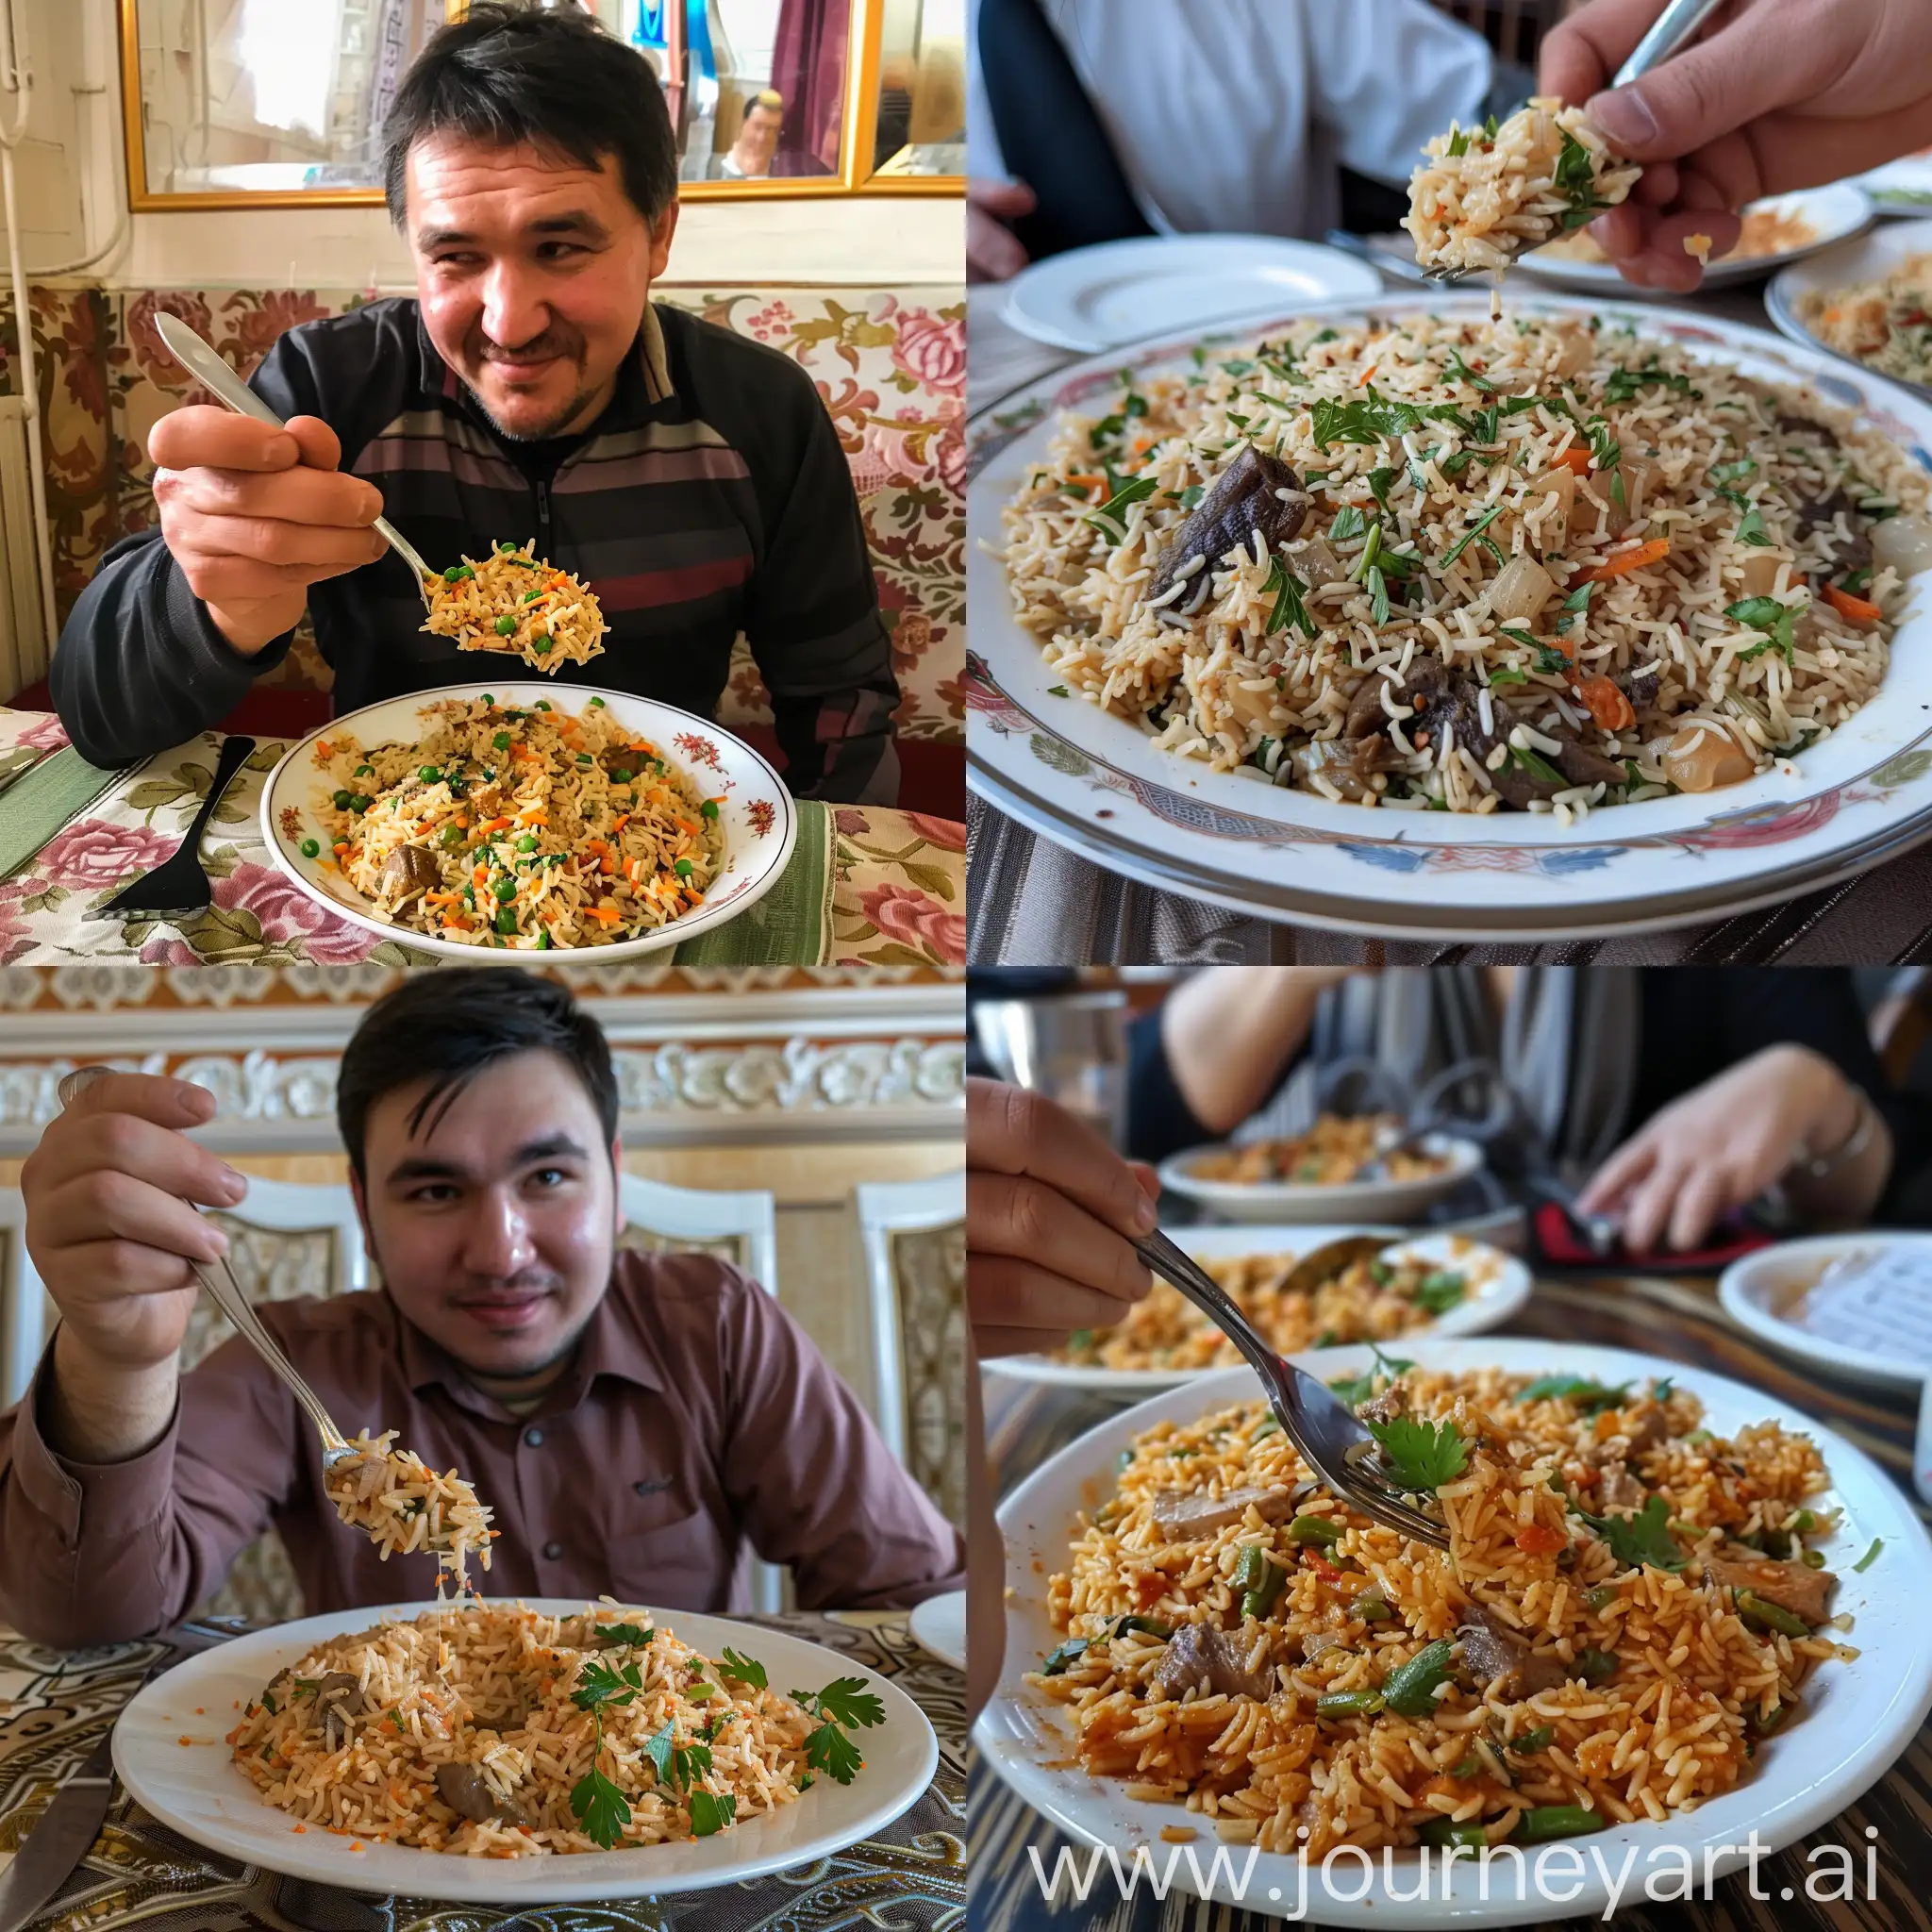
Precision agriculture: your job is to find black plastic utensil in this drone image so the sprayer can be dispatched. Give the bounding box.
[101,734,257,918]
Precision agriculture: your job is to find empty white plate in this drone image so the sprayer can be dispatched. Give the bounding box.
[1001,234,1382,352]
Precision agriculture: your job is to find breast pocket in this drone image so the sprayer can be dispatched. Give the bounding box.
[600,1475,727,1609]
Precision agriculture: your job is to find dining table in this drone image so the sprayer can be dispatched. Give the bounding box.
[972,1262,1932,1932]
[966,272,1932,967]
[0,1607,965,1932]
[0,710,966,970]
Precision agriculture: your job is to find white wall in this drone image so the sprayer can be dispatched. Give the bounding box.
[4,0,960,289]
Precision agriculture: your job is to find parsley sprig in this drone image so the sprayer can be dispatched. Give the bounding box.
[1577,1492,1687,1574]
[1365,1414,1470,1492]
[570,1657,643,1847]
[790,1676,888,1787]
[1725,595,1799,660]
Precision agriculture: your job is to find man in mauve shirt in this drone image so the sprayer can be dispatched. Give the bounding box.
[0,970,963,1646]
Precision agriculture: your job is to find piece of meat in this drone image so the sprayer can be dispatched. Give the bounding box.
[435,1761,536,1827]
[378,844,442,902]
[1287,735,1395,802]
[1356,1385,1408,1427]
[1341,658,1451,742]
[1555,739,1628,791]
[1621,668,1661,712]
[1153,447,1307,597]
[1776,410,1840,446]
[1152,1485,1303,1541]
[1456,1603,1570,1696]
[1625,1407,1669,1453]
[1596,1460,1643,1510]
[1150,1621,1274,1702]
[1793,488,1874,573]
[313,1673,364,1753]
[1703,1550,1837,1626]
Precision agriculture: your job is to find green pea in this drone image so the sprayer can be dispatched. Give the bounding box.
[1575,1648,1618,1682]
[350,795,373,813]
[442,563,469,581]
[674,858,694,878]
[440,824,464,848]
[536,929,551,949]
[493,877,516,900]
[609,767,631,784]
[497,541,519,554]
[535,700,552,710]
[524,589,544,604]
[517,834,538,852]
[494,908,518,935]
[332,789,353,809]
[480,694,494,706]
[494,613,518,636]
[531,635,552,653]
[589,696,606,708]
[418,766,441,783]
[700,798,720,819]
[492,732,512,750]
[299,838,320,858]
[355,764,374,775]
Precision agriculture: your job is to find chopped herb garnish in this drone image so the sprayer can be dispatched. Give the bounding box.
[1580,1493,1686,1573]
[1725,595,1797,660]
[1554,130,1611,227]
[1328,1342,1418,1408]
[1518,1374,1630,1412]
[1260,558,1315,637]
[1411,1269,1467,1314]
[1735,505,1773,546]
[1441,505,1503,567]
[1444,346,1495,392]
[719,1648,768,1690]
[1853,1537,1883,1573]
[1329,504,1367,542]
[1366,1414,1469,1491]
[1367,466,1399,511]
[1510,743,1565,785]
[690,1790,736,1836]
[1046,684,1070,697]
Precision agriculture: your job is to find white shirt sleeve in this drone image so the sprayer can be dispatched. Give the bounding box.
[1297,0,1494,188]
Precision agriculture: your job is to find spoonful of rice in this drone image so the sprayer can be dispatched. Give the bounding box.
[153,313,605,675]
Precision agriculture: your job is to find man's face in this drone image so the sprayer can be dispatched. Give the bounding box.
[353,1050,619,1379]
[407,134,678,441]
[734,104,782,172]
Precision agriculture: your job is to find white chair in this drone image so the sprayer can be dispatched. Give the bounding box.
[0,1187,51,1411]
[856,1173,967,1531]
[616,1173,783,1609]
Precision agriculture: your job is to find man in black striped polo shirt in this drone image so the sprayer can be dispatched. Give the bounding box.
[51,3,900,804]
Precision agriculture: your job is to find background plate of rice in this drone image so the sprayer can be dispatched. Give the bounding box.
[978,1341,1932,1925]
[1514,184,1873,293]
[1159,1136,1486,1225]
[113,1600,938,1904]
[261,685,797,960]
[968,292,1932,940]
[987,1224,1530,1393]
[1768,217,1932,403]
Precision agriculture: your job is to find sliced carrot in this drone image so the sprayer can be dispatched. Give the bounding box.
[472,865,489,887]
[1514,1522,1567,1557]
[1824,581,1882,625]
[1355,361,1377,388]
[1574,675,1635,734]
[1577,538,1670,582]
[1553,447,1591,475]
[478,816,511,833]
[423,891,461,907]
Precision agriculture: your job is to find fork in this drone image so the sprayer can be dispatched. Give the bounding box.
[101,734,256,920]
[1133,1228,1451,1549]
[55,1065,358,1474]
[1421,0,1727,285]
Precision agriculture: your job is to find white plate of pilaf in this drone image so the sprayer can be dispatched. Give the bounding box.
[977,1341,1932,1925]
[990,1226,1530,1392]
[113,1599,936,1903]
[1769,218,1932,403]
[261,685,797,960]
[1515,186,1874,293]
[1159,1122,1486,1224]
[967,292,1932,940]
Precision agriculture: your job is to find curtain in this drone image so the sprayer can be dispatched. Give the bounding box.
[769,0,849,177]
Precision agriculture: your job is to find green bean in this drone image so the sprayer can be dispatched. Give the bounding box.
[1575,1648,1618,1683]
[1380,1639,1456,1716]
[1236,1545,1286,1619]
[1735,1591,1809,1639]
[1351,1587,1393,1624]
[1509,1724,1555,1754]
[1581,1585,1620,1611]
[1417,1820,1489,1851]
[1285,1515,1344,1546]
[1315,1690,1384,1718]
[1513,1807,1607,1843]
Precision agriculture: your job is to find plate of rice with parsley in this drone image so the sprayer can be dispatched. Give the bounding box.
[262,685,796,960]
[112,1600,937,1904]
[976,1339,1932,1924]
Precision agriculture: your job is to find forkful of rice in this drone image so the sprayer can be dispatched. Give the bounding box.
[149,311,605,675]
[1404,0,1722,282]
[1131,1225,1452,1550]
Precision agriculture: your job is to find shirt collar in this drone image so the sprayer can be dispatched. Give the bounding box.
[396,1272,663,1420]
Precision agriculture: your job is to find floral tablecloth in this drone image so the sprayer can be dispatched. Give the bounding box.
[0,1609,965,1932]
[0,712,965,969]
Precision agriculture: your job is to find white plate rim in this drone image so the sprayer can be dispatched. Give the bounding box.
[1513,183,1874,291]
[1718,1233,1932,1392]
[907,1590,969,1672]
[988,1227,1530,1391]
[966,289,1932,935]
[258,683,800,962]
[1003,235,1385,352]
[112,1598,938,1902]
[977,1340,1932,1926]
[1158,1135,1485,1217]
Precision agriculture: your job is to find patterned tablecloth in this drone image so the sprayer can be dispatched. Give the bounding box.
[0,712,965,969]
[0,1609,964,1932]
[973,1268,1932,1932]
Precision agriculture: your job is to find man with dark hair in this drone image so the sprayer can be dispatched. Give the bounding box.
[0,969,962,1646]
[716,89,786,178]
[51,3,900,804]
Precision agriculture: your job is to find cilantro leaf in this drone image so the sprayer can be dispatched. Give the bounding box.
[1444,346,1495,393]
[1603,362,1699,405]
[805,1677,887,1729]
[673,1740,714,1789]
[1083,475,1159,542]
[1367,564,1391,626]
[1735,505,1773,546]
[1365,1414,1470,1491]
[1554,131,1611,228]
[585,1621,655,1649]
[1329,504,1367,542]
[1518,1374,1632,1413]
[719,1647,768,1691]
[1580,1492,1686,1573]
[805,1720,865,1785]
[690,1790,737,1836]
[572,1657,643,1712]
[1260,558,1315,638]
[1725,595,1796,660]
[571,1764,632,1847]
[1327,1342,1418,1408]
[1441,505,1504,567]
[1411,1269,1467,1314]
[1510,742,1565,785]
[1380,1638,1457,1716]
[641,1719,676,1784]
[1367,466,1400,511]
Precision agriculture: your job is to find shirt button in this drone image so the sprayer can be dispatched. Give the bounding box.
[543,1540,563,1560]
[524,1426,545,1447]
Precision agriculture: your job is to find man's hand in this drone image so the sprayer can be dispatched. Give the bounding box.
[150,408,391,655]
[969,177,1035,283]
[1541,0,1932,291]
[23,1072,246,1374]
[1577,1045,1877,1251]
[968,1076,1156,1357]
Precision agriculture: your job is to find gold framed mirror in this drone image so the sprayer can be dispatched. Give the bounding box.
[118,0,961,210]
